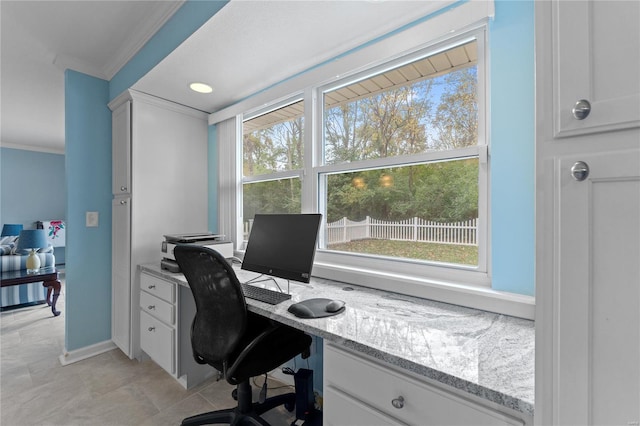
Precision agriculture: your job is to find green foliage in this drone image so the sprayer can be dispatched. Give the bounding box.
[243,116,303,176]
[243,178,301,221]
[326,158,478,223]
[244,65,479,227]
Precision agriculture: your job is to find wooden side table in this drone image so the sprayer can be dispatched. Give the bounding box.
[0,266,61,316]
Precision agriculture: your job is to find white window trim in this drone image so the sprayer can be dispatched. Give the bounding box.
[242,170,303,184]
[310,31,490,290]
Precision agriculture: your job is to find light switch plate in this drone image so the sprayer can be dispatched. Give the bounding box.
[86,211,99,227]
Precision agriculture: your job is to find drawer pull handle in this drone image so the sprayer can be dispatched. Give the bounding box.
[148,285,156,289]
[148,326,155,332]
[391,396,404,409]
[148,305,155,310]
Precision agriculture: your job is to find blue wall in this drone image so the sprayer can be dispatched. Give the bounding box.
[64,0,227,352]
[489,0,535,295]
[0,147,66,264]
[65,70,113,349]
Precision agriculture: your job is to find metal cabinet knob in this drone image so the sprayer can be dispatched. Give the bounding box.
[148,305,155,310]
[148,285,156,289]
[571,161,590,181]
[148,326,155,332]
[120,186,127,192]
[120,200,127,205]
[391,396,405,409]
[572,99,591,120]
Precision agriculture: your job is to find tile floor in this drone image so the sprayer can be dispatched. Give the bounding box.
[1,285,297,425]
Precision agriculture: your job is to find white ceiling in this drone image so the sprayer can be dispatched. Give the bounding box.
[0,0,183,153]
[1,0,450,154]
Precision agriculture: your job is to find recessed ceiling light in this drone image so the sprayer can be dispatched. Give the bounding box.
[189,82,213,93]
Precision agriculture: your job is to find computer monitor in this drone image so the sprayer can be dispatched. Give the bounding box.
[241,214,322,283]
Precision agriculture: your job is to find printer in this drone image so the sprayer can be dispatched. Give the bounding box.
[161,233,234,272]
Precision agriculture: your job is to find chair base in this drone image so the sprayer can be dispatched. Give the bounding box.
[181,381,296,426]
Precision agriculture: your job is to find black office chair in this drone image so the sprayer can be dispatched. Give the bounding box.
[174,245,312,426]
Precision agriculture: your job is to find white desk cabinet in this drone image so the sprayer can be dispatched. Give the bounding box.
[109,90,208,360]
[324,343,527,426]
[139,270,213,388]
[140,273,176,374]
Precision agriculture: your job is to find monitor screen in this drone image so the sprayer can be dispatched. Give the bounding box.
[241,214,322,283]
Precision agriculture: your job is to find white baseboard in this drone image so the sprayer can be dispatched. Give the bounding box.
[59,340,117,366]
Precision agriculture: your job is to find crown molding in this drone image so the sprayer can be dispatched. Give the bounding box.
[53,1,184,81]
[54,54,108,80]
[102,1,185,80]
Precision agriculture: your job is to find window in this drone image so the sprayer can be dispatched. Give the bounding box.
[317,39,482,269]
[241,99,304,247]
[236,31,489,294]
[322,159,479,267]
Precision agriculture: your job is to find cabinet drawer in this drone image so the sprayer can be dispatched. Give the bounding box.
[140,310,174,374]
[140,290,174,325]
[140,273,174,303]
[324,344,523,426]
[324,385,402,426]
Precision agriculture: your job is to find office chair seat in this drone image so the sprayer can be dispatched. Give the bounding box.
[175,245,312,426]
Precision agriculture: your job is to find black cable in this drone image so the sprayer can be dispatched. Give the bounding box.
[259,374,268,403]
[251,375,293,390]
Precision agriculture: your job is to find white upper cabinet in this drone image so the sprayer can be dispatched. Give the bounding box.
[553,0,640,137]
[112,100,132,195]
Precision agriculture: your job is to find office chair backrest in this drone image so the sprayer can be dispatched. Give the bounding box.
[174,245,247,365]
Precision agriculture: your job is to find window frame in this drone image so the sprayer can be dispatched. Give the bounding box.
[313,30,490,290]
[236,29,490,295]
[240,95,307,245]
[242,95,306,181]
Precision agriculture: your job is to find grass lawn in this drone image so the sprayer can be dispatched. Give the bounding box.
[327,239,478,266]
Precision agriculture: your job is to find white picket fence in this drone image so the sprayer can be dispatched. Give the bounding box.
[326,216,478,246]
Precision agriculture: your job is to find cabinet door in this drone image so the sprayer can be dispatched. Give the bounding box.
[140,290,174,325]
[324,386,402,426]
[112,100,131,195]
[555,148,640,424]
[140,310,175,374]
[140,273,175,304]
[324,344,525,426]
[553,0,640,137]
[112,197,131,356]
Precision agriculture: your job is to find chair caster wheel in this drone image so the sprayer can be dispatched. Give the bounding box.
[284,401,295,412]
[232,389,238,401]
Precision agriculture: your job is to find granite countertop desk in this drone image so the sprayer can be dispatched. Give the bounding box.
[140,263,535,417]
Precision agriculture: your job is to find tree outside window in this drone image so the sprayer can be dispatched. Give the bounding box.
[242,39,483,268]
[321,40,480,266]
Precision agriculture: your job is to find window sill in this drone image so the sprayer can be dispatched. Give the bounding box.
[312,261,535,320]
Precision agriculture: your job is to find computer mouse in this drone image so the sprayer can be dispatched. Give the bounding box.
[325,300,345,313]
[287,303,316,319]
